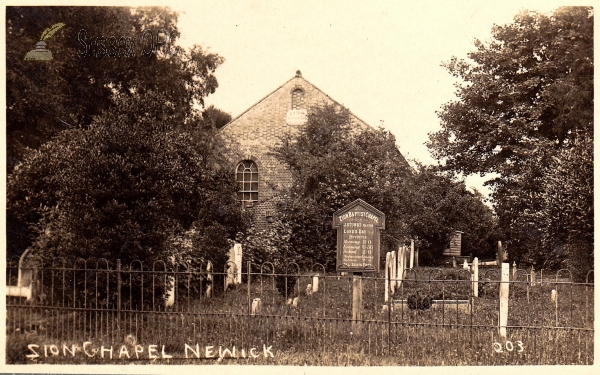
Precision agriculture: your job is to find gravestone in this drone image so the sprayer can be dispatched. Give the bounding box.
[305,283,312,296]
[251,298,262,315]
[497,241,507,264]
[206,261,213,297]
[165,278,175,307]
[384,252,392,302]
[397,245,406,286]
[6,249,35,300]
[332,199,385,273]
[414,240,419,267]
[225,243,243,290]
[234,243,243,284]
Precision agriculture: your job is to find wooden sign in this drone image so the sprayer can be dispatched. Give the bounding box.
[333,199,385,273]
[443,230,463,257]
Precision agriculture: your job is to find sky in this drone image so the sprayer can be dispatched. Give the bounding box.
[2,0,589,202]
[167,0,588,202]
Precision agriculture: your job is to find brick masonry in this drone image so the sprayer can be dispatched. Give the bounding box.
[220,71,370,228]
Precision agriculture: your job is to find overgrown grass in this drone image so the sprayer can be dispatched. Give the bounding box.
[6,267,594,365]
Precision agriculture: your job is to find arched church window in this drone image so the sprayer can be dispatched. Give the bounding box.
[292,88,305,110]
[236,160,258,202]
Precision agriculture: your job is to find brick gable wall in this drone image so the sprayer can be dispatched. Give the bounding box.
[220,72,369,228]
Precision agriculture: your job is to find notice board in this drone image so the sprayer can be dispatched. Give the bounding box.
[333,199,385,273]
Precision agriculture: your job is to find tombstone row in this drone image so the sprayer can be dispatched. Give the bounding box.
[384,240,415,302]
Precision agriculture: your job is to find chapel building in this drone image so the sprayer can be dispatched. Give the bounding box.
[220,70,374,228]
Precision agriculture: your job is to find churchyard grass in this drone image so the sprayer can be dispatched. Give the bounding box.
[6,267,593,365]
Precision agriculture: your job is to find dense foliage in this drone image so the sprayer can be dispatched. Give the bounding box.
[6,6,228,262]
[204,104,233,129]
[8,90,248,274]
[403,166,499,264]
[240,104,499,271]
[428,7,593,277]
[6,6,223,169]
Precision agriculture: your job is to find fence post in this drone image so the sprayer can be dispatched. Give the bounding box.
[472,257,479,298]
[352,273,363,333]
[409,240,414,269]
[117,259,121,332]
[499,262,509,339]
[391,251,397,292]
[384,252,390,302]
[387,265,391,355]
[247,261,251,316]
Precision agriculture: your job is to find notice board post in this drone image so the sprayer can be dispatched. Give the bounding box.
[333,199,385,332]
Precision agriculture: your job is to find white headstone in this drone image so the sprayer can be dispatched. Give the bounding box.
[251,298,262,315]
[206,261,213,297]
[165,277,175,307]
[225,265,235,290]
[234,243,243,285]
[463,260,469,270]
[6,248,34,300]
[225,243,243,290]
[409,241,415,269]
[17,248,33,288]
[312,275,319,293]
[292,296,299,307]
[551,289,557,302]
[397,246,406,287]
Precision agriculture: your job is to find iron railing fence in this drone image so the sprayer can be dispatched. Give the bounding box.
[6,258,594,365]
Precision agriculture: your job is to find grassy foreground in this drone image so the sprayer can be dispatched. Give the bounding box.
[6,267,594,365]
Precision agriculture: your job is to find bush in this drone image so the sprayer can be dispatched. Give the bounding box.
[7,91,249,305]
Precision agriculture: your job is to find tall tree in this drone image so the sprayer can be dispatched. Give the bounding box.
[428,7,593,273]
[8,90,248,270]
[404,166,499,265]
[203,105,232,129]
[240,104,498,270]
[6,6,223,170]
[7,6,225,260]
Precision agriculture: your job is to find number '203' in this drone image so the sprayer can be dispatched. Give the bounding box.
[493,341,524,353]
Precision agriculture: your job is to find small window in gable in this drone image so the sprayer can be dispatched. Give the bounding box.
[292,88,305,110]
[236,160,258,202]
